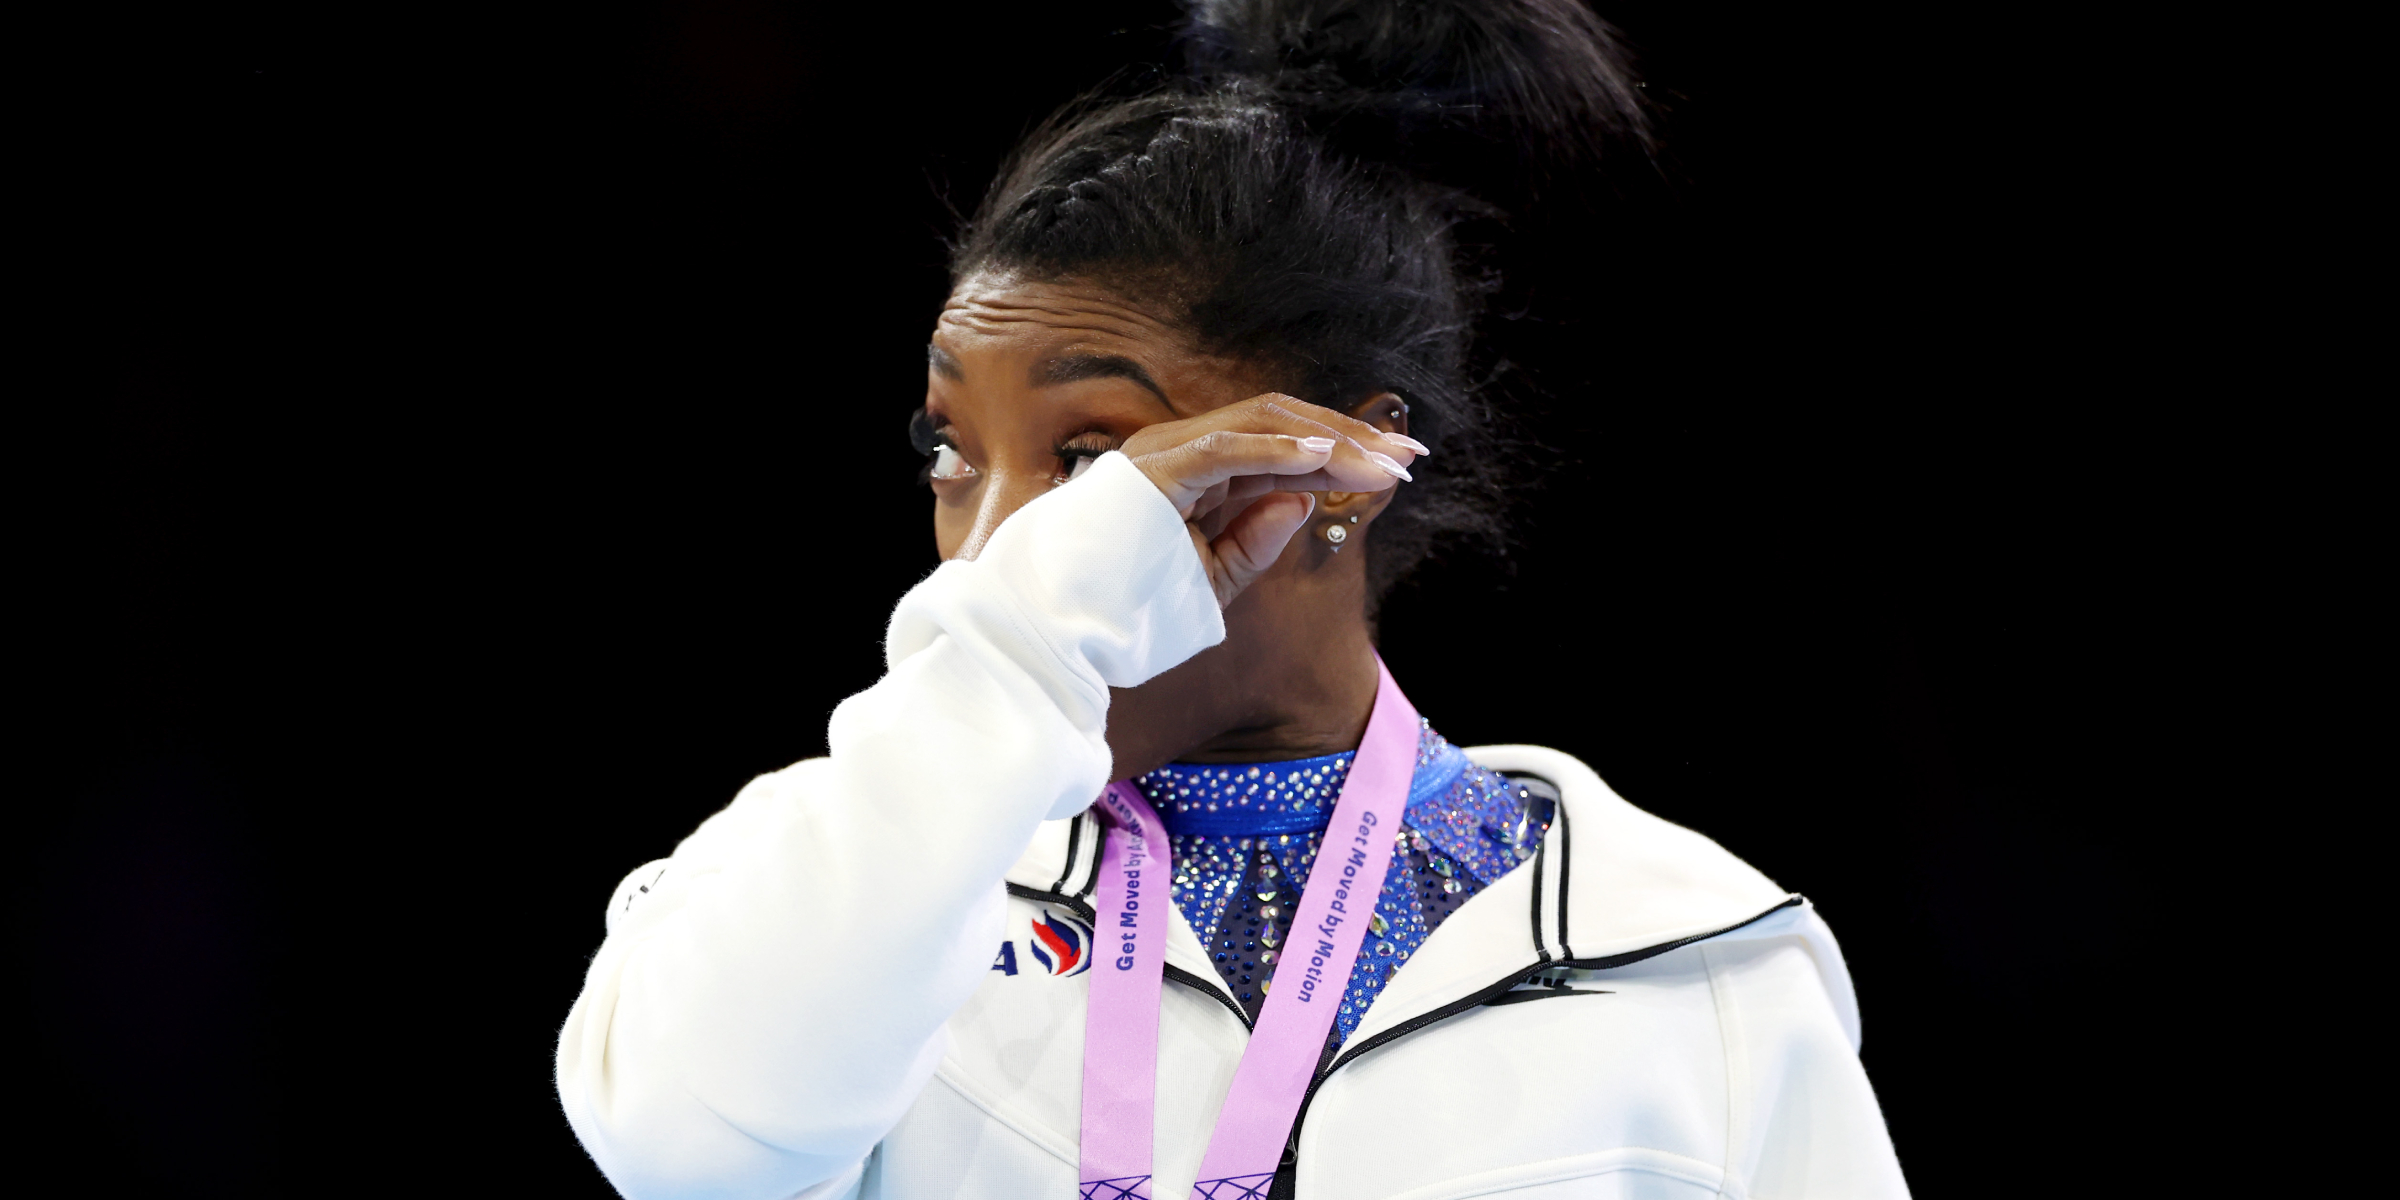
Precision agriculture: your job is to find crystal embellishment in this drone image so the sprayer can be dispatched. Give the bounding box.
[1139,725,1550,1043]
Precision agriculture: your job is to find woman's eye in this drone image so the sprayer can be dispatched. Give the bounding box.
[929,445,976,481]
[1065,455,1096,482]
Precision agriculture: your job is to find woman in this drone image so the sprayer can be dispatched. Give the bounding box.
[558,2,1909,1197]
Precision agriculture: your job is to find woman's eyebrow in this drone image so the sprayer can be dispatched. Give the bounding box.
[928,344,966,381]
[1032,354,1172,411]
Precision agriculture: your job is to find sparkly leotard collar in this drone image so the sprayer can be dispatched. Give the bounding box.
[1133,728,1548,1041]
[1143,750,1359,836]
[1140,734,1476,838]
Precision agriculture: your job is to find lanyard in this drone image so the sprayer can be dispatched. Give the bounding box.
[1080,659,1420,1200]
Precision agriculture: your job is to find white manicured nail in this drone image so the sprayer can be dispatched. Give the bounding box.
[1297,436,1336,453]
[1366,451,1413,482]
[1387,434,1431,457]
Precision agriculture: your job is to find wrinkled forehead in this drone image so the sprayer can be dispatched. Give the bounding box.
[932,273,1270,417]
[935,273,1181,349]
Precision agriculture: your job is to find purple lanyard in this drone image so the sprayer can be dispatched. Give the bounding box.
[1080,659,1420,1200]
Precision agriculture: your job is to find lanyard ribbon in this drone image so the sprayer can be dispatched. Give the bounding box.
[1079,659,1420,1200]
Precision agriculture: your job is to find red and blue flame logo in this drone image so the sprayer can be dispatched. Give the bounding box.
[1029,910,1093,977]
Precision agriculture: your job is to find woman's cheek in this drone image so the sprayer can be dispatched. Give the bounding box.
[932,482,977,560]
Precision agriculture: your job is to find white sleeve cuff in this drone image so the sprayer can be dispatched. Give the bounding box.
[884,450,1225,721]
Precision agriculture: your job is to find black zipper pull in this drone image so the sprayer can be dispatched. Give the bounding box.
[1270,1139,1299,1200]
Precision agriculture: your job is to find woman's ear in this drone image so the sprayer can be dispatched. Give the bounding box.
[1312,393,1410,553]
[1351,391,1409,440]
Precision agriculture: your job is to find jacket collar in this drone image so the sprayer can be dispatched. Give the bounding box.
[1002,743,1813,1045]
[1349,745,1802,1047]
[1002,814,1239,1020]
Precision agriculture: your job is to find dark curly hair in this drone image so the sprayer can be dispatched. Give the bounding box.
[953,0,1648,603]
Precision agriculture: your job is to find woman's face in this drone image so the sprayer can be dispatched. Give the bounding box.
[924,271,1401,771]
[923,273,1273,561]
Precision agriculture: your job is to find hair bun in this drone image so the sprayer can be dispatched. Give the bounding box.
[1181,0,1648,186]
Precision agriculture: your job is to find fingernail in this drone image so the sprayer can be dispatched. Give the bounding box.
[1366,451,1413,482]
[1297,436,1336,453]
[1387,434,1431,457]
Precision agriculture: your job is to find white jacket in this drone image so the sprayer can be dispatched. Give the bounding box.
[557,452,1910,1200]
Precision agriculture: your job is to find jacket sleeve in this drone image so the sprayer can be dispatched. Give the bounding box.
[1711,913,1913,1200]
[556,452,1223,1200]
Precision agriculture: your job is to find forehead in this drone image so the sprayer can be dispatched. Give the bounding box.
[934,273,1180,352]
[931,273,1269,415]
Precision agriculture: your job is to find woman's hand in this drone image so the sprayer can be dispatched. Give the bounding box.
[1119,394,1424,607]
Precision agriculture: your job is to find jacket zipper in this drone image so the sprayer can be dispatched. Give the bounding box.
[1005,882,1255,1033]
[1166,964,1254,1032]
[1006,881,1094,922]
[1276,896,1805,1180]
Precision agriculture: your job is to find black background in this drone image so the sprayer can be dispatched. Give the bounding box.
[29,2,2229,1196]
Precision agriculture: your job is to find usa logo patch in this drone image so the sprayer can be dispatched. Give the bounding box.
[1028,909,1093,977]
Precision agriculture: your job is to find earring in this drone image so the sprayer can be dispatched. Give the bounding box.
[1323,523,1348,549]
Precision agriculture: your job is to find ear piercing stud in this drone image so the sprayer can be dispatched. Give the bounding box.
[1323,514,1359,550]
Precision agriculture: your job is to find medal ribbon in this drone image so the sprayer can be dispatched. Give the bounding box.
[1079,659,1420,1200]
[1081,774,1171,1199]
